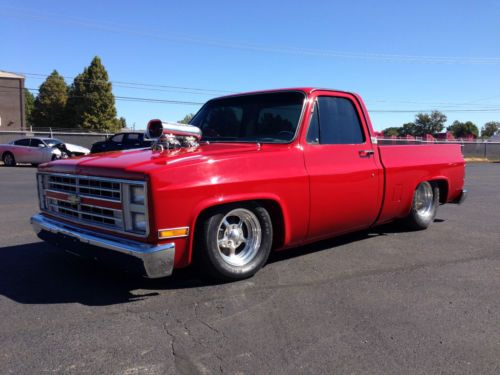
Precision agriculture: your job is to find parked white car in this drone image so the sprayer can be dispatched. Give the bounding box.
[0,137,90,166]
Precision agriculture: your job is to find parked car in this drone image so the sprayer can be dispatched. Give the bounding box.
[31,88,467,281]
[43,138,90,157]
[90,132,153,153]
[0,137,89,166]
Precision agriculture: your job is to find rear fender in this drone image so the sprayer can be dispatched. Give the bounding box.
[402,175,450,216]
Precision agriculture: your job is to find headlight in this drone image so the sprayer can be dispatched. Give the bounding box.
[132,213,146,232]
[130,185,145,205]
[124,182,148,235]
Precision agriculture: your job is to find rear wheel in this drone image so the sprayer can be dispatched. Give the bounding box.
[403,181,439,230]
[2,152,16,167]
[198,203,273,281]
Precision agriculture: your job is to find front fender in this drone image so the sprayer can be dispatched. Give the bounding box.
[182,193,292,267]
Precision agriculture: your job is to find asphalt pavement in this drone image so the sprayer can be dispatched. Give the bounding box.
[0,163,499,374]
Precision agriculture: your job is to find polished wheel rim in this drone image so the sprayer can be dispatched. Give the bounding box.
[414,182,434,218]
[217,208,261,267]
[4,154,13,165]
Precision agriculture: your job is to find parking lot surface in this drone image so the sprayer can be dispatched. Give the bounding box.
[0,164,499,374]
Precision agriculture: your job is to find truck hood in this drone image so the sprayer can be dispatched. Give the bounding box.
[38,143,277,178]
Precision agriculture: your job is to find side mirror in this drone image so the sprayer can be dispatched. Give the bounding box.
[38,143,46,148]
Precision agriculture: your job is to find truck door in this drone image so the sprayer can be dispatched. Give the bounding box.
[303,92,381,239]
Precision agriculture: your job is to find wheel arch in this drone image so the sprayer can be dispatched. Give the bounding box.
[401,176,449,217]
[428,178,449,204]
[188,195,289,266]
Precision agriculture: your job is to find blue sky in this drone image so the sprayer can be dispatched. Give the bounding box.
[1,0,499,131]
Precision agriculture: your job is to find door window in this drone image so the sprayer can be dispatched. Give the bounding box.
[30,139,44,148]
[307,96,365,144]
[125,133,141,144]
[14,139,30,146]
[110,134,124,143]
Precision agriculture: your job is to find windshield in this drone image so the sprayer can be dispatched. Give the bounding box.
[43,138,63,147]
[191,92,305,143]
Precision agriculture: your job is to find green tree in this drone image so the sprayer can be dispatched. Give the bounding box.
[179,113,195,124]
[31,70,69,128]
[23,88,35,126]
[447,120,478,138]
[67,56,120,132]
[117,116,127,129]
[413,111,447,136]
[382,127,401,137]
[398,111,447,137]
[481,121,499,138]
[399,122,418,136]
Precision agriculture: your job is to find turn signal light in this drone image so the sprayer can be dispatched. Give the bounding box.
[158,227,189,239]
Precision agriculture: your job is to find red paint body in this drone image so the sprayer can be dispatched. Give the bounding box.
[38,88,466,269]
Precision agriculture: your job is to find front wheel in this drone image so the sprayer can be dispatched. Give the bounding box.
[403,181,439,230]
[198,203,273,281]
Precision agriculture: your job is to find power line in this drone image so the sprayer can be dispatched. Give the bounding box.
[0,85,204,105]
[7,72,500,110]
[3,85,500,113]
[2,6,500,65]
[18,72,233,95]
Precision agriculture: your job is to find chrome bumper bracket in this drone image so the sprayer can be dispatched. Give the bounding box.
[452,189,468,205]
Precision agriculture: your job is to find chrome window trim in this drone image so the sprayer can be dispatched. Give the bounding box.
[305,95,368,146]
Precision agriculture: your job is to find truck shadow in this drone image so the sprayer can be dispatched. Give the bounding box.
[0,221,444,306]
[0,242,204,306]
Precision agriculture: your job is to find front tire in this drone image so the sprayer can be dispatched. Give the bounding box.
[198,203,273,281]
[403,181,439,230]
[2,152,16,167]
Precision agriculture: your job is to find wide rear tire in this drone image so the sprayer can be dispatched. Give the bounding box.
[197,203,273,281]
[403,181,439,230]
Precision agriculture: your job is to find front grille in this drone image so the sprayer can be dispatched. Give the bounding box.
[46,197,123,230]
[39,173,148,236]
[47,175,121,201]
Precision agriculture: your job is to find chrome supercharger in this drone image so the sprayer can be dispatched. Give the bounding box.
[146,119,202,150]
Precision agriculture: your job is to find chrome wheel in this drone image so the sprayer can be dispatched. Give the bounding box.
[414,182,434,219]
[216,208,262,267]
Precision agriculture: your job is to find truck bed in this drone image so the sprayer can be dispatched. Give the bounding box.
[376,143,465,224]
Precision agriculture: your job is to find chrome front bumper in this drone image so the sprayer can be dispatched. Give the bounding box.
[31,214,175,278]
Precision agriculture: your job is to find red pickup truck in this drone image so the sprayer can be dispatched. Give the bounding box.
[31,88,467,280]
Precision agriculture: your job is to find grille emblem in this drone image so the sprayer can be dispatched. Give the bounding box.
[67,194,81,205]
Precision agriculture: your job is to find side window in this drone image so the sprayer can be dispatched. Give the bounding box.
[110,134,124,143]
[125,133,140,143]
[306,103,320,143]
[307,96,365,145]
[14,139,30,146]
[30,139,44,147]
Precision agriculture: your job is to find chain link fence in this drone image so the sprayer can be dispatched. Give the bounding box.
[2,131,500,160]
